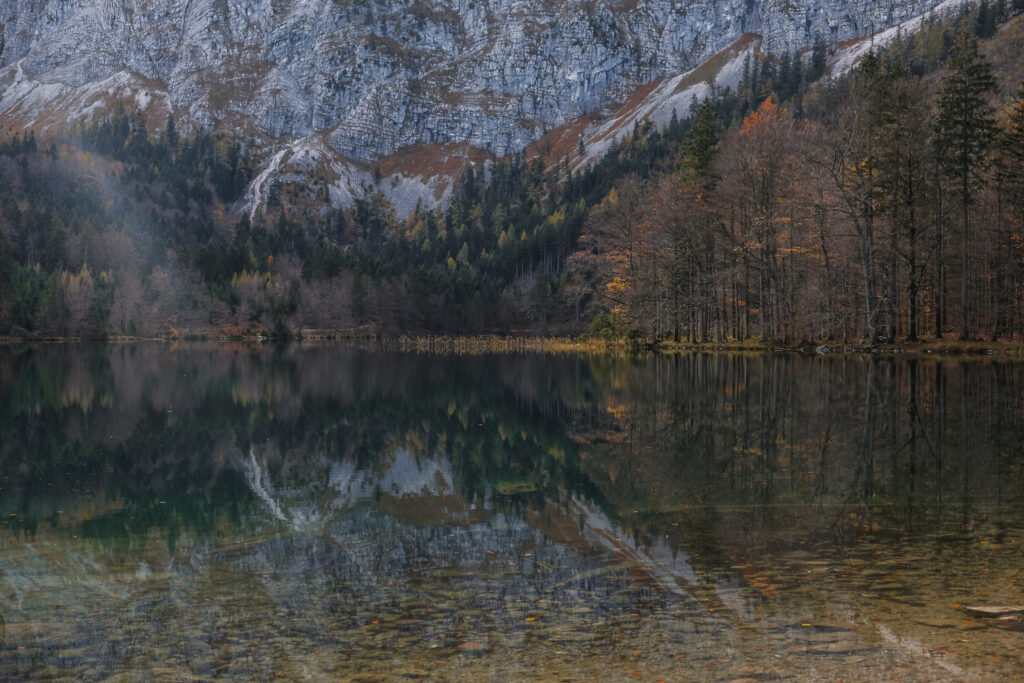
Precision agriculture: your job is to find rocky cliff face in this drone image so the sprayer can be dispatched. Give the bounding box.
[2,0,951,163]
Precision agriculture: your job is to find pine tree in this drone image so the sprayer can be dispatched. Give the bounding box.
[974,0,997,38]
[935,29,997,340]
[682,98,722,184]
[777,50,793,100]
[810,35,828,81]
[163,114,178,152]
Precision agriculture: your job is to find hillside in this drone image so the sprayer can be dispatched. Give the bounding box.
[2,0,958,218]
[1,1,1023,341]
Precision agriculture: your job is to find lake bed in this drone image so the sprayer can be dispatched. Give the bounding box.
[2,344,1023,680]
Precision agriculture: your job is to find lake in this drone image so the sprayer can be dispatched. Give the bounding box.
[2,344,1024,680]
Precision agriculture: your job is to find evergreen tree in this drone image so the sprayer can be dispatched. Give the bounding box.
[777,50,793,100]
[810,35,828,81]
[791,49,805,96]
[935,29,997,339]
[163,114,179,152]
[974,0,998,38]
[682,98,722,184]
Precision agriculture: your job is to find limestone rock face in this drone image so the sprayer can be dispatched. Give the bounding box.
[1,0,949,162]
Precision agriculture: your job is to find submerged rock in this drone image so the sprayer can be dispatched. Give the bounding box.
[962,605,1024,617]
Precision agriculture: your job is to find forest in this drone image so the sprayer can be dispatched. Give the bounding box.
[1,2,1023,342]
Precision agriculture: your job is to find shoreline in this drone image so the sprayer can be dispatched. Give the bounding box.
[2,333,1024,357]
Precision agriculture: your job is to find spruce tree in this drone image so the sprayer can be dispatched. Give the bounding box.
[163,114,178,162]
[683,98,722,184]
[810,35,828,81]
[777,51,792,100]
[935,29,997,340]
[974,0,997,38]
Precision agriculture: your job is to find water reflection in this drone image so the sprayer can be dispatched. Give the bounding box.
[1,345,1024,680]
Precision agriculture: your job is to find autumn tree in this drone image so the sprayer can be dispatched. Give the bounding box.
[1000,85,1024,219]
[992,85,1024,336]
[874,60,933,341]
[580,177,646,332]
[815,53,889,343]
[718,96,802,340]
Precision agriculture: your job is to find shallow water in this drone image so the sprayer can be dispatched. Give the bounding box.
[2,344,1024,681]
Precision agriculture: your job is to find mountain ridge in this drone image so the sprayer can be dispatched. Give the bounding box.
[2,1,954,150]
[0,0,974,219]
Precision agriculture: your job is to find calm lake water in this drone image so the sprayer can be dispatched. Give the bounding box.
[2,344,1024,681]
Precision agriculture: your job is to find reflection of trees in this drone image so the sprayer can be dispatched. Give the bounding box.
[574,353,1024,564]
[0,345,612,545]
[5,346,1024,681]
[3,346,1024,567]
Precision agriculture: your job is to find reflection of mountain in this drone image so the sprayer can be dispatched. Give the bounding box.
[3,346,1024,680]
[241,444,475,530]
[4,345,1024,559]
[238,439,703,597]
[0,344,608,527]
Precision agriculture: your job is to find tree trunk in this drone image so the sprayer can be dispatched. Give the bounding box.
[934,172,945,339]
[960,172,970,341]
[861,211,879,344]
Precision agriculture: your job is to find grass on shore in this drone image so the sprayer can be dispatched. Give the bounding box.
[3,332,1024,358]
[652,337,1024,358]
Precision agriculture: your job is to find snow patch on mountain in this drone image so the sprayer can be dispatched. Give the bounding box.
[0,0,963,218]
[830,0,979,76]
[2,0,954,163]
[0,63,173,133]
[577,35,757,169]
[243,132,456,219]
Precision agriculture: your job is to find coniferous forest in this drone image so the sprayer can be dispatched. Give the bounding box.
[2,4,1024,342]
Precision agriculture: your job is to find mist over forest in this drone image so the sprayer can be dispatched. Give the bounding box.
[2,3,1023,342]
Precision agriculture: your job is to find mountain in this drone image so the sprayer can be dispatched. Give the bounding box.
[2,0,957,215]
